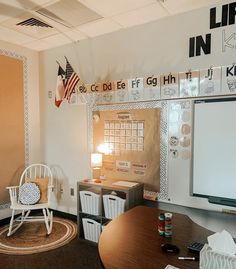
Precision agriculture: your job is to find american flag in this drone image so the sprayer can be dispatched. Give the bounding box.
[64,59,80,100]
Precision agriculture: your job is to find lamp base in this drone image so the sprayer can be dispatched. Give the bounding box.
[92,168,101,181]
[93,178,102,183]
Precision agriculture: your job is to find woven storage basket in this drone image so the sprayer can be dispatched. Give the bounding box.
[103,194,126,219]
[82,218,101,243]
[80,191,101,215]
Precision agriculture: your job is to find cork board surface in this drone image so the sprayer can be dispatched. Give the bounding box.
[93,108,160,192]
[0,55,25,204]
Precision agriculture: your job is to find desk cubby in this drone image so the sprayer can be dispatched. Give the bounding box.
[77,179,144,242]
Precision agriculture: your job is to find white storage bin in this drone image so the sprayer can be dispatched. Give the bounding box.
[80,191,101,215]
[103,194,126,219]
[82,218,101,243]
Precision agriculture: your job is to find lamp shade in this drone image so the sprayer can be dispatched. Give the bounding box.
[91,153,103,169]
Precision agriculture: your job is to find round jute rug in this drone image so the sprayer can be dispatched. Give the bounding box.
[0,217,77,255]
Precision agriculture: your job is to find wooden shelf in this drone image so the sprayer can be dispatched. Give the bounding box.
[77,179,144,242]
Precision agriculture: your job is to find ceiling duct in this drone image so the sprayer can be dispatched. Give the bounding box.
[16,17,53,28]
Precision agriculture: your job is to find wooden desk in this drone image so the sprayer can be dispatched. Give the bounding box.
[99,206,213,269]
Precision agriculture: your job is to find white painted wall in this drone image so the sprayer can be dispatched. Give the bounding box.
[0,40,40,219]
[39,1,236,234]
[39,51,89,215]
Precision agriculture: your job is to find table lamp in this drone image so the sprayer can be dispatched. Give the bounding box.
[91,153,103,181]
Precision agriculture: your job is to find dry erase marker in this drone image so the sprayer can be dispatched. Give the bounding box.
[178,257,199,261]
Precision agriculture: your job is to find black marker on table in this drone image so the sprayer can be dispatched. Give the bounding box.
[178,257,199,261]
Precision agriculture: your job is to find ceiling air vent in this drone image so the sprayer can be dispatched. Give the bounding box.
[16,17,53,28]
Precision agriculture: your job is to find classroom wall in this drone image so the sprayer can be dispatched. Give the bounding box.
[40,0,236,234]
[0,40,40,219]
[39,50,89,215]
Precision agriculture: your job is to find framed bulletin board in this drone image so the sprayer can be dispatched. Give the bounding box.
[92,101,168,201]
[0,54,26,206]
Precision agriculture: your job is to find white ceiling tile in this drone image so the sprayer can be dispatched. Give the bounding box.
[0,0,58,9]
[160,0,224,15]
[112,3,168,28]
[22,27,88,51]
[0,25,35,44]
[42,33,74,46]
[77,18,122,38]
[0,2,24,22]
[62,29,88,41]
[79,0,156,17]
[36,0,102,28]
[22,39,54,51]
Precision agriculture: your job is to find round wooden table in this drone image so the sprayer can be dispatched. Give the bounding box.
[99,206,212,269]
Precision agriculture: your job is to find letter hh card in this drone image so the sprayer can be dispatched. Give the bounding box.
[160,73,179,99]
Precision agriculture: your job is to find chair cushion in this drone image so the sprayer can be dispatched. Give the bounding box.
[19,182,40,205]
[26,177,49,203]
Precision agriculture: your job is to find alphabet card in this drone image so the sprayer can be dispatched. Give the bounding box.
[114,80,129,103]
[179,70,199,97]
[143,75,160,101]
[97,81,113,104]
[221,64,236,94]
[200,67,221,96]
[100,91,115,104]
[160,73,179,99]
[128,78,144,102]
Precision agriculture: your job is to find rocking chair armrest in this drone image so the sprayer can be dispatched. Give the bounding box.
[48,185,54,191]
[6,186,19,205]
[6,186,19,190]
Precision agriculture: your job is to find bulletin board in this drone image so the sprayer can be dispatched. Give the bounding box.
[0,54,26,206]
[92,101,168,201]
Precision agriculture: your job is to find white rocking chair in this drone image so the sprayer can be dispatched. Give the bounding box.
[6,163,54,236]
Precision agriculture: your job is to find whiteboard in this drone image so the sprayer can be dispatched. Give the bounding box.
[192,98,236,201]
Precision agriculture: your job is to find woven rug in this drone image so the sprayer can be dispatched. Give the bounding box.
[0,217,77,255]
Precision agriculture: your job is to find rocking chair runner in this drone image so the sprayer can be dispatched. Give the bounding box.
[6,164,54,236]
